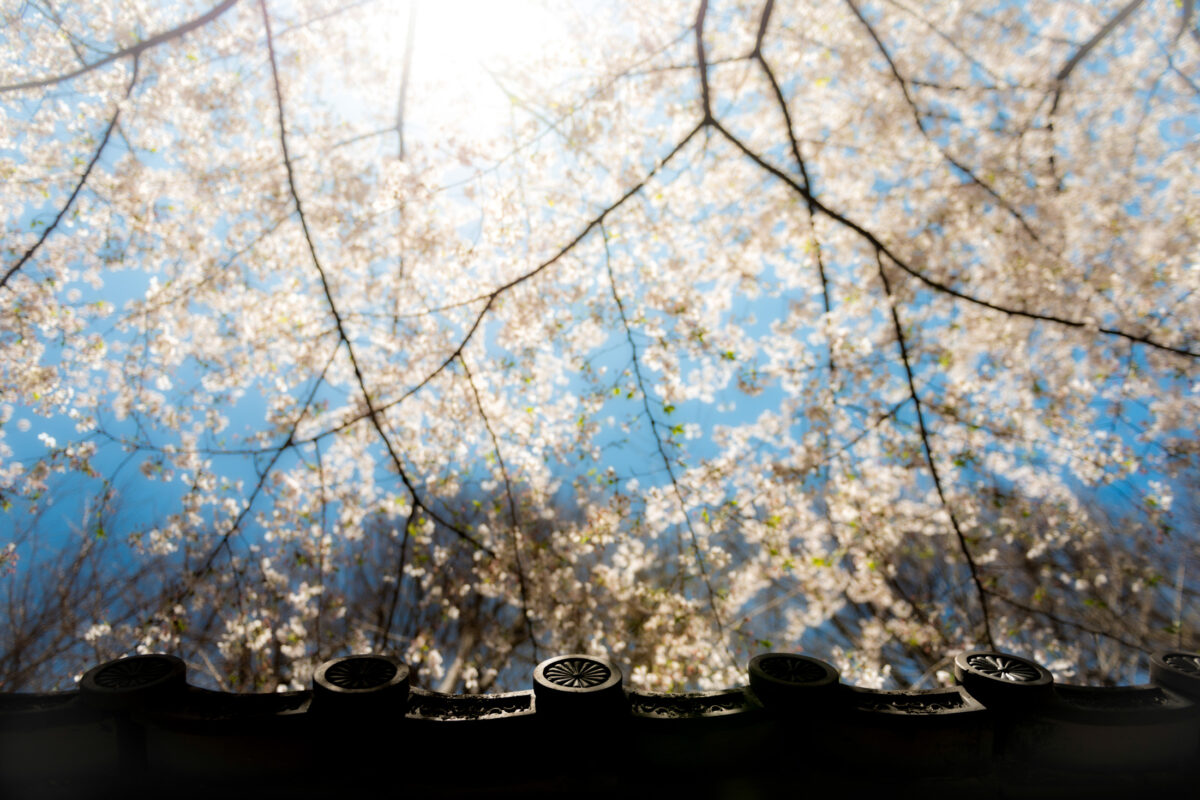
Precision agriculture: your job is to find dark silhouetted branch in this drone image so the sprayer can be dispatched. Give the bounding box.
[261,0,490,555]
[601,223,733,664]
[876,251,994,648]
[458,354,538,659]
[712,120,1200,359]
[1,58,139,290]
[695,0,713,122]
[844,0,1042,243]
[1046,0,1146,186]
[0,0,238,93]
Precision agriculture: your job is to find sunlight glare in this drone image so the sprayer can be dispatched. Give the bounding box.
[396,0,571,141]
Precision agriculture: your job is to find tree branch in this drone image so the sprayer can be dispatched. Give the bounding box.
[712,120,1200,359]
[1,57,139,291]
[844,0,1042,243]
[876,250,994,648]
[377,502,416,651]
[0,0,239,94]
[292,120,706,448]
[1052,0,1146,106]
[750,2,836,380]
[458,354,538,660]
[1046,0,1146,186]
[260,0,490,555]
[601,223,732,663]
[695,0,713,122]
[985,588,1149,653]
[751,0,775,56]
[174,341,339,608]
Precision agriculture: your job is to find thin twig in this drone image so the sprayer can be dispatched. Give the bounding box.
[601,223,732,664]
[260,0,490,553]
[712,120,1199,359]
[0,0,239,93]
[1,57,139,290]
[1046,0,1146,186]
[844,0,1042,243]
[986,589,1148,652]
[378,502,416,651]
[875,250,994,648]
[458,355,538,659]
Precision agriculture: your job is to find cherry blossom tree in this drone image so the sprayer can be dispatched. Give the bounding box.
[1,0,1197,693]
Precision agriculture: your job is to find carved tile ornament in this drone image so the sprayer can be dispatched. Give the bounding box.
[93,655,174,689]
[1149,651,1200,699]
[542,657,612,689]
[964,653,1044,682]
[757,655,829,685]
[1162,653,1200,676]
[856,693,967,715]
[747,653,841,710]
[629,689,751,719]
[78,653,188,711]
[170,690,310,721]
[532,654,625,715]
[323,656,398,690]
[953,651,1053,707]
[19,649,1200,739]
[406,689,533,721]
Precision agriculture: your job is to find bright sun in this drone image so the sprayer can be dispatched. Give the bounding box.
[389,0,572,140]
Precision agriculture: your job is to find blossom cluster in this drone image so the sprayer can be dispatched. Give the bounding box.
[0,0,1196,692]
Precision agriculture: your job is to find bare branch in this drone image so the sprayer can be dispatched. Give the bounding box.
[986,589,1149,653]
[695,0,713,122]
[844,0,1042,243]
[751,0,775,57]
[458,355,538,660]
[0,0,239,94]
[712,120,1200,359]
[876,250,994,648]
[260,0,490,554]
[1054,0,1146,93]
[749,6,836,381]
[377,502,416,651]
[164,341,340,624]
[601,223,733,664]
[1046,0,1147,185]
[1,57,139,291]
[293,120,706,447]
